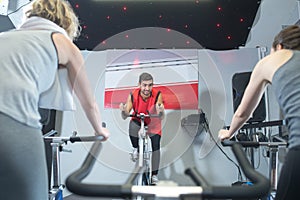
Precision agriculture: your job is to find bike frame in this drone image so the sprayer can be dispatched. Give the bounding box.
[43,130,104,200]
[135,113,152,186]
[129,112,162,186]
[222,140,287,192]
[65,142,271,199]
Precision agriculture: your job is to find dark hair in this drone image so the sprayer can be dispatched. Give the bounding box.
[139,72,153,83]
[272,25,300,50]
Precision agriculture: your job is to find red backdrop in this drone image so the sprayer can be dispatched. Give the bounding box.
[104,81,198,110]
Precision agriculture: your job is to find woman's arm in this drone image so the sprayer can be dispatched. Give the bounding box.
[53,33,110,140]
[218,49,294,140]
[218,60,268,140]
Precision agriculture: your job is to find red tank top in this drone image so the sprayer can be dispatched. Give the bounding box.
[131,88,162,135]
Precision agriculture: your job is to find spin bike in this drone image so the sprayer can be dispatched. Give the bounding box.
[128,112,162,186]
[65,140,270,199]
[223,120,288,193]
[222,139,287,198]
[43,129,105,200]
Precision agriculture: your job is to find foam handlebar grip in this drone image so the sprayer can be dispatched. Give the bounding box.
[70,135,104,143]
[221,140,260,148]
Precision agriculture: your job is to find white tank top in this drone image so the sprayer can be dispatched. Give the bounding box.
[0,30,58,128]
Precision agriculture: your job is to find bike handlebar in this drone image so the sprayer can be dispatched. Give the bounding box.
[128,112,163,119]
[44,135,104,143]
[66,142,270,199]
[69,135,104,143]
[222,139,287,148]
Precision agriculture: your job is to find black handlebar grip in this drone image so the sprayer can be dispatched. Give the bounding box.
[222,140,260,148]
[221,140,236,147]
[70,136,104,143]
[69,122,106,143]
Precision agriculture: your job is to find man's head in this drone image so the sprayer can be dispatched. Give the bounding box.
[138,72,154,98]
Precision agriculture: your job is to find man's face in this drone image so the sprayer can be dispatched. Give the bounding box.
[139,80,153,97]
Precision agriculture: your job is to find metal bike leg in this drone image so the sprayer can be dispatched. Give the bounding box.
[143,136,152,185]
[52,143,61,188]
[49,143,64,200]
[269,147,279,191]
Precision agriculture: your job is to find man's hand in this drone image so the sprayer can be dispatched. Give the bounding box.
[119,103,128,120]
[156,103,165,118]
[119,103,126,111]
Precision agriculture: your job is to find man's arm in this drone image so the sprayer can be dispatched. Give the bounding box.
[119,94,133,120]
[156,93,165,119]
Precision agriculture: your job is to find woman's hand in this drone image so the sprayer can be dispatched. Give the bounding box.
[218,129,232,141]
[95,127,110,141]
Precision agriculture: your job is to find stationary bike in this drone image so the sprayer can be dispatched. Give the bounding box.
[128,112,162,186]
[43,130,104,200]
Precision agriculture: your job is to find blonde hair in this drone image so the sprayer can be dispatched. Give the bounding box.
[26,0,81,41]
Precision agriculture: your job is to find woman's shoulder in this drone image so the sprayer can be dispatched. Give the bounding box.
[255,49,293,83]
[52,33,81,66]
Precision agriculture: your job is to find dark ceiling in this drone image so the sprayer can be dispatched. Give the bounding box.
[68,0,261,51]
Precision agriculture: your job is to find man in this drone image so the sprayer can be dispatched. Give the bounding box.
[120,72,164,185]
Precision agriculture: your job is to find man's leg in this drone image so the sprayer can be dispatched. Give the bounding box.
[149,133,161,181]
[129,120,140,148]
[129,120,140,161]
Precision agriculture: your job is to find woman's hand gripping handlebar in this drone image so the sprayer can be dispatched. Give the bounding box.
[44,122,107,144]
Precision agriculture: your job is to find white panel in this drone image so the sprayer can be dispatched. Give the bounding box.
[105,49,198,88]
[246,0,299,51]
[7,0,31,28]
[0,0,8,15]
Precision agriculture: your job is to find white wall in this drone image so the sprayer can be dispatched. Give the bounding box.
[56,48,276,197]
[246,0,300,52]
